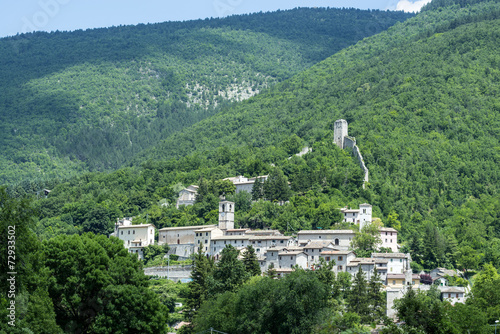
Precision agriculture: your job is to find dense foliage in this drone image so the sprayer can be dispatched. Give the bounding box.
[132,0,500,269]
[0,8,412,184]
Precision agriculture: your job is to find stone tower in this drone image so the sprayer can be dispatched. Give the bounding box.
[358,203,372,231]
[334,119,348,149]
[218,200,234,231]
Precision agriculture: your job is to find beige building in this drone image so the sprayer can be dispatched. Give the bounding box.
[158,224,217,246]
[379,227,398,252]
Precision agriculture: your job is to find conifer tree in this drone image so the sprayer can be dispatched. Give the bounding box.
[251,176,264,201]
[347,266,370,323]
[211,245,248,294]
[263,168,291,201]
[243,245,261,277]
[186,246,214,320]
[368,267,386,323]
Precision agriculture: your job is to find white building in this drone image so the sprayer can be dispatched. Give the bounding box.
[158,224,217,246]
[249,236,294,257]
[346,257,389,282]
[371,253,411,275]
[176,185,199,208]
[194,226,223,253]
[277,250,308,270]
[297,230,356,250]
[210,235,249,259]
[115,221,156,260]
[340,203,372,230]
[379,227,399,252]
[223,175,268,194]
[441,287,467,305]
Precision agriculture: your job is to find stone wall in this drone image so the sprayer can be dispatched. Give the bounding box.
[344,136,369,188]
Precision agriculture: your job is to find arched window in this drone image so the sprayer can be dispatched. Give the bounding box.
[177,239,180,244]
[222,204,225,212]
[229,204,232,211]
[335,238,339,246]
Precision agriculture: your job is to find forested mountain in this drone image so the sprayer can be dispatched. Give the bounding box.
[0,8,412,185]
[131,0,500,269]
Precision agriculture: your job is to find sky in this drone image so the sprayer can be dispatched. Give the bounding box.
[0,0,431,38]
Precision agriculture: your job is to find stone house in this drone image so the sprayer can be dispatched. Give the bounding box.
[371,253,411,275]
[297,230,355,250]
[320,250,356,273]
[115,220,155,260]
[379,227,399,252]
[176,185,199,208]
[277,250,308,270]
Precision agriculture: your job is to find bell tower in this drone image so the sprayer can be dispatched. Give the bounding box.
[218,200,234,231]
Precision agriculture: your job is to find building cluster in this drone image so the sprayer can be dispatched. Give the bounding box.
[176,175,268,208]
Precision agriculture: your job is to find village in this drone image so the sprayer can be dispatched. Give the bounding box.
[111,174,469,320]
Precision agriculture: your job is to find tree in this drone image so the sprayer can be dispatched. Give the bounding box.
[368,267,386,323]
[251,176,264,201]
[186,246,214,320]
[350,222,382,257]
[142,243,170,266]
[263,168,292,201]
[0,187,61,333]
[210,245,249,295]
[42,233,166,333]
[265,262,277,279]
[347,267,370,323]
[242,245,261,277]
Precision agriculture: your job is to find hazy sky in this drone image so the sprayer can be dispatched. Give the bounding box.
[0,0,431,38]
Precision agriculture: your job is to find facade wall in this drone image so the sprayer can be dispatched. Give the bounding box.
[278,253,307,269]
[117,225,155,260]
[297,233,354,250]
[210,238,249,258]
[380,231,398,252]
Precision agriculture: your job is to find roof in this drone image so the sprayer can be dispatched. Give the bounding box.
[118,224,155,229]
[320,250,354,255]
[387,274,406,279]
[348,258,388,265]
[195,226,217,232]
[275,268,295,273]
[298,229,355,235]
[159,225,216,232]
[266,247,286,252]
[371,253,408,258]
[226,229,250,232]
[245,230,281,235]
[379,227,398,233]
[442,287,465,293]
[249,236,292,241]
[278,251,305,256]
[304,241,336,249]
[340,209,360,213]
[211,235,249,241]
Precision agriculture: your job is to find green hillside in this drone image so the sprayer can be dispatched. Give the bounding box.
[132,1,500,268]
[0,7,412,185]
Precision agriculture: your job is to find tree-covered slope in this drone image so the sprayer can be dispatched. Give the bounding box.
[135,0,500,267]
[0,7,412,184]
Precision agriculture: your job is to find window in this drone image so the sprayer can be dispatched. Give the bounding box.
[258,241,261,244]
[393,280,396,285]
[224,241,226,244]
[128,230,130,235]
[214,241,217,245]
[206,232,208,236]
[326,257,330,261]
[390,239,392,243]
[338,265,343,270]
[291,256,294,260]
[363,209,366,213]
[150,230,152,234]
[412,281,415,285]
[257,249,260,252]
[205,247,207,251]
[133,230,135,235]
[319,236,321,239]
[163,235,165,238]
[456,293,459,298]
[196,233,198,237]
[385,239,387,242]
[279,256,282,260]
[338,256,343,261]
[280,240,284,243]
[448,293,451,298]
[271,253,274,256]
[311,256,314,260]
[205,240,208,244]
[385,232,388,236]
[400,259,402,262]
[121,231,123,235]
[391,259,393,262]
[335,239,339,246]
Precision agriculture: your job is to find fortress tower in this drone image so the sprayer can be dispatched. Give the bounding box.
[218,200,235,231]
[334,119,348,149]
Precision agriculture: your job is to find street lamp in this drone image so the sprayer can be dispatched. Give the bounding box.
[491,320,499,334]
[163,254,170,280]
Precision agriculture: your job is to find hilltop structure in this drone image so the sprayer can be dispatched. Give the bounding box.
[334,119,369,187]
